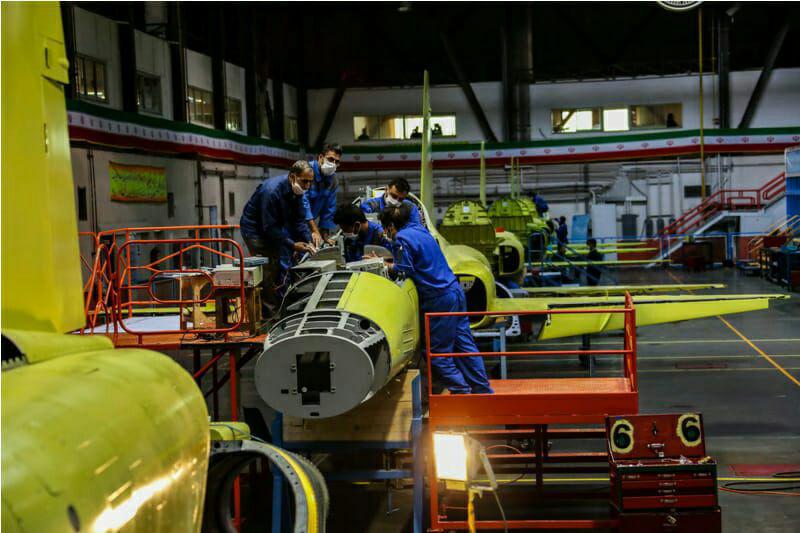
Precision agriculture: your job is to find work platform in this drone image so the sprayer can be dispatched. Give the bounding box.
[425,297,638,531]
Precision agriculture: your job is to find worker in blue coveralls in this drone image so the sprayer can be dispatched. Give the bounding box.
[556,215,569,245]
[240,160,317,307]
[361,177,422,226]
[303,143,343,247]
[379,203,493,394]
[531,191,549,218]
[333,204,391,262]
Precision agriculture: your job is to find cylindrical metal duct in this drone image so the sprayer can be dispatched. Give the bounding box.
[254,271,419,419]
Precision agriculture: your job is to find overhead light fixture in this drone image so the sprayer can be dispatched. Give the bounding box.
[397,2,411,13]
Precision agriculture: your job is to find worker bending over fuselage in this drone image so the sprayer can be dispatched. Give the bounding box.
[303,143,343,247]
[379,203,493,395]
[240,160,317,307]
[334,204,391,262]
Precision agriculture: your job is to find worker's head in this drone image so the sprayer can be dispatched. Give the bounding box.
[532,191,538,198]
[379,203,413,240]
[385,178,411,206]
[333,204,368,238]
[289,160,314,195]
[317,143,342,177]
[587,238,597,250]
[559,216,566,224]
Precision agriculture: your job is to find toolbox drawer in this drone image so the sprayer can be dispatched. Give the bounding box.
[620,478,715,492]
[615,470,714,482]
[619,508,721,532]
[621,494,717,510]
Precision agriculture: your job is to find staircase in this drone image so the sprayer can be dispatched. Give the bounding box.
[654,172,787,262]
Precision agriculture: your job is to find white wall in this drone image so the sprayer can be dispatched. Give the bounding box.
[185,48,213,91]
[225,62,247,134]
[308,82,503,145]
[307,68,800,145]
[135,30,173,119]
[74,7,122,109]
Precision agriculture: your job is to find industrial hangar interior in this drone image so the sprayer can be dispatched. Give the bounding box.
[3,1,800,532]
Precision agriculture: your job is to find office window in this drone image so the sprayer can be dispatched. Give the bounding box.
[631,103,682,129]
[285,116,298,143]
[187,86,213,126]
[352,114,457,141]
[225,97,243,132]
[167,192,175,218]
[684,185,703,198]
[551,108,602,133]
[77,187,88,221]
[136,73,162,115]
[228,191,236,217]
[74,55,108,103]
[603,108,629,132]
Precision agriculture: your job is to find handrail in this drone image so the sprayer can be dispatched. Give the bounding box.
[424,291,637,395]
[661,171,786,237]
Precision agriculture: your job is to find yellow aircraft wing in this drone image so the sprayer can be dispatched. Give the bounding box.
[523,284,724,297]
[491,293,788,340]
[546,259,669,267]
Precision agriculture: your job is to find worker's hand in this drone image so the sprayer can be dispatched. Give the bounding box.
[294,242,317,255]
[324,237,335,246]
[311,231,323,248]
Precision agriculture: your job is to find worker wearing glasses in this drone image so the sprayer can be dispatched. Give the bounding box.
[240,160,318,309]
[303,143,343,247]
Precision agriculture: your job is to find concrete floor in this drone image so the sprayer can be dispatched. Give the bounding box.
[193,267,799,532]
[323,267,800,533]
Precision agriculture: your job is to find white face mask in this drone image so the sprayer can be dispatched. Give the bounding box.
[342,223,361,239]
[384,194,401,206]
[290,178,304,196]
[320,160,337,176]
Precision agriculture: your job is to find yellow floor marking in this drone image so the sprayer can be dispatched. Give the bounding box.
[530,338,800,347]
[666,270,800,388]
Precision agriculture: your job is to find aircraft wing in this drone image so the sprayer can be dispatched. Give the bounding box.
[490,293,789,340]
[523,284,724,297]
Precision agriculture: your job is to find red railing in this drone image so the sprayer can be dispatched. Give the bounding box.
[425,293,637,531]
[79,225,251,341]
[661,172,786,236]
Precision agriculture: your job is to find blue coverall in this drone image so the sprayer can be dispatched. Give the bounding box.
[533,194,549,217]
[392,222,494,394]
[556,221,569,244]
[343,220,391,262]
[360,195,422,226]
[240,174,311,295]
[302,160,338,231]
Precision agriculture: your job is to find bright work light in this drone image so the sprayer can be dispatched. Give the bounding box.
[432,432,469,482]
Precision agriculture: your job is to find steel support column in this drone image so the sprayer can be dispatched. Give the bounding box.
[167,3,187,122]
[738,22,790,129]
[211,5,227,131]
[314,84,346,150]
[716,12,731,128]
[118,7,138,113]
[60,2,77,100]
[440,32,498,142]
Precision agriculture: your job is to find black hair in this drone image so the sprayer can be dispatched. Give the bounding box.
[333,203,367,227]
[388,177,411,194]
[379,203,412,230]
[531,191,538,197]
[587,238,597,247]
[320,143,343,157]
[559,216,566,223]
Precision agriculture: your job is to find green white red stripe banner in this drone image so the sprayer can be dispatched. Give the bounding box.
[67,101,799,171]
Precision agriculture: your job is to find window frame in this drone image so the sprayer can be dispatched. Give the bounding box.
[225,96,243,133]
[352,113,458,141]
[136,71,163,116]
[187,85,214,127]
[74,54,109,103]
[629,102,683,131]
[552,103,684,134]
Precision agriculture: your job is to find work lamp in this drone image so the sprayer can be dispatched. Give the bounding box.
[432,431,497,489]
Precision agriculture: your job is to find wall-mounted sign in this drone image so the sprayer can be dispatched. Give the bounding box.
[109,162,167,203]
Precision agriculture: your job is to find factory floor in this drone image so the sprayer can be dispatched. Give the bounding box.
[325,267,800,533]
[182,266,798,532]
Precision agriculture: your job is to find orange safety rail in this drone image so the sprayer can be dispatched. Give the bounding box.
[425,293,637,531]
[79,225,257,344]
[661,172,786,237]
[747,213,799,260]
